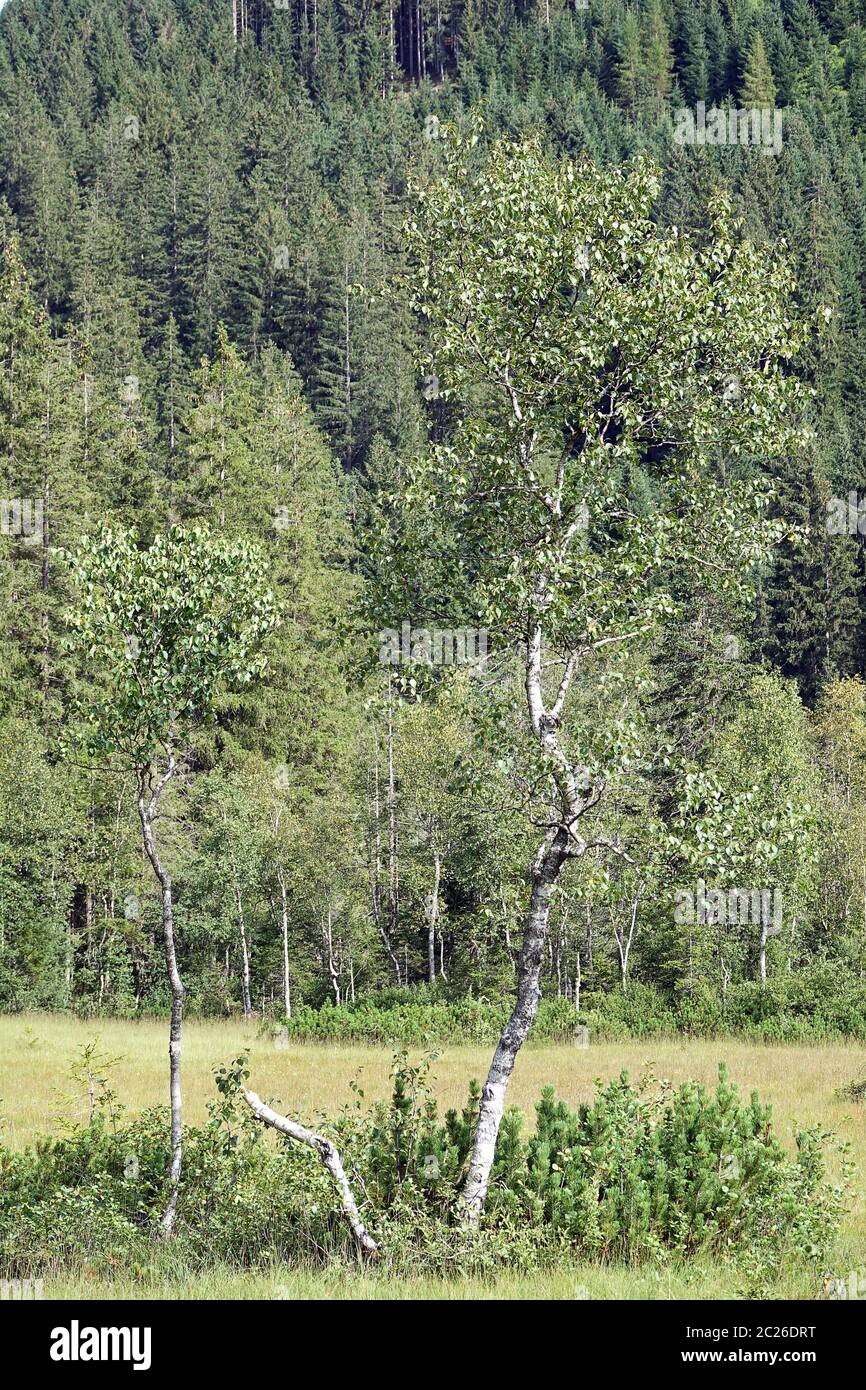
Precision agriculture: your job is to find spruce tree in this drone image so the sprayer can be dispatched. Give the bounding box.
[739,31,777,107]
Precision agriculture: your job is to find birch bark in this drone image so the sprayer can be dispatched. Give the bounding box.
[243,1090,378,1257]
[137,755,183,1235]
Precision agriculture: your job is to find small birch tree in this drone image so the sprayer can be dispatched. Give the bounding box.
[68,525,276,1232]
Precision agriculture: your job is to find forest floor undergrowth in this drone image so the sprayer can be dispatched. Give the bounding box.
[4,1015,865,1300]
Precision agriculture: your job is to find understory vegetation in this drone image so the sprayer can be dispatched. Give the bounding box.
[265,970,866,1045]
[0,1048,850,1299]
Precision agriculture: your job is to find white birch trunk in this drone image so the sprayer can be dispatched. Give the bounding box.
[235,880,252,1019]
[463,607,595,1215]
[371,736,402,982]
[326,907,340,1004]
[386,682,400,979]
[462,827,569,1214]
[242,1090,378,1257]
[138,756,183,1236]
[758,917,769,987]
[278,866,291,1018]
[427,847,441,985]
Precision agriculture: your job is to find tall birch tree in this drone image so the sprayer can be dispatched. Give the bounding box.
[400,132,805,1215]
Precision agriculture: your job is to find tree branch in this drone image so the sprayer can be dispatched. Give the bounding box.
[241,1089,379,1259]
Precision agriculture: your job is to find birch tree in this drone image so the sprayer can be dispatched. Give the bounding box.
[68,525,276,1232]
[397,681,472,983]
[400,132,805,1215]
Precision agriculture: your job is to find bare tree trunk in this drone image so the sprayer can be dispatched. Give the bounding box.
[242,1090,378,1257]
[758,917,769,986]
[436,0,443,80]
[343,259,352,466]
[463,827,569,1213]
[386,680,401,980]
[137,755,183,1236]
[614,887,641,993]
[235,880,252,1019]
[502,884,516,976]
[758,890,782,986]
[278,866,291,1018]
[427,846,441,985]
[326,907,340,1004]
[371,734,402,982]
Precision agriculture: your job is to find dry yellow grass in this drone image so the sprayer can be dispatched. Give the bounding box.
[4,1013,865,1150]
[3,1013,865,1298]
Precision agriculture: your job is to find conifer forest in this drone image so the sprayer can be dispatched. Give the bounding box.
[2,0,866,1321]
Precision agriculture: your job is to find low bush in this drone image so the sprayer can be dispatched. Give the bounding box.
[271,991,580,1046]
[0,1052,848,1297]
[580,966,866,1043]
[255,963,866,1048]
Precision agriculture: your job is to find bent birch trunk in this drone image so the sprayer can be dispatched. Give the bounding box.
[462,614,597,1217]
[242,1089,379,1258]
[462,827,569,1215]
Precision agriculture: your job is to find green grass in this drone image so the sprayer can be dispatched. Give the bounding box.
[42,1264,740,1301]
[3,1013,865,1300]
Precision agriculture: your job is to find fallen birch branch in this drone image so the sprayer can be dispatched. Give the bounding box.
[241,1089,379,1258]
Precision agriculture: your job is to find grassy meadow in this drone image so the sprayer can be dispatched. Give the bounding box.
[3,1014,865,1300]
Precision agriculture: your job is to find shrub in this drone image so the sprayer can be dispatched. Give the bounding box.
[0,1053,848,1297]
[268,993,580,1046]
[577,983,678,1039]
[485,1065,848,1292]
[578,966,866,1043]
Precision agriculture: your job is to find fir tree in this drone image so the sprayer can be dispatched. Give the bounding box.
[739,31,777,107]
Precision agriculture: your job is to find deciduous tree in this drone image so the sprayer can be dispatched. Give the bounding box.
[68,525,276,1232]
